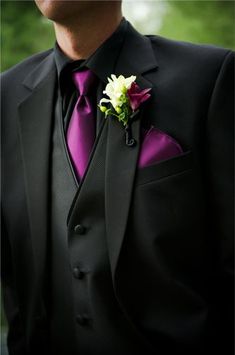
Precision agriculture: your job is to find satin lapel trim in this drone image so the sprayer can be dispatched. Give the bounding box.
[18,67,56,284]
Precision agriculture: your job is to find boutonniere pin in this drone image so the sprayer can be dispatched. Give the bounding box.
[99,74,151,146]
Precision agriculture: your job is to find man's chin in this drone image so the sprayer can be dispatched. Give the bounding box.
[34,0,85,23]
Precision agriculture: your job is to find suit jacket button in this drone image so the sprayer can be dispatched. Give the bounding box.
[73,267,85,279]
[74,224,86,235]
[76,314,89,326]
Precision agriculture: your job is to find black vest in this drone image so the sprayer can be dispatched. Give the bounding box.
[50,96,78,354]
[49,95,147,355]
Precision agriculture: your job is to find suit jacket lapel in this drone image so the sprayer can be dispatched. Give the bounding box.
[18,52,56,289]
[105,22,158,280]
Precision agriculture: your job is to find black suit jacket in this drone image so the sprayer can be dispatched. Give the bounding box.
[1,22,234,355]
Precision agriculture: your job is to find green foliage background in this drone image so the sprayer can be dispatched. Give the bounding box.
[1,0,234,72]
[158,1,234,48]
[1,1,55,70]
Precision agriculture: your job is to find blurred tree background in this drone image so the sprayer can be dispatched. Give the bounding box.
[1,0,234,72]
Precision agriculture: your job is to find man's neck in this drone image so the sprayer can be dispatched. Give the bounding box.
[54,8,123,60]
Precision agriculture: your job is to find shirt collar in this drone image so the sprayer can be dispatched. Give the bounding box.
[54,43,84,76]
[54,17,128,83]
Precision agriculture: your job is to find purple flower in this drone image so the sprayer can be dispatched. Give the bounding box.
[127,82,151,111]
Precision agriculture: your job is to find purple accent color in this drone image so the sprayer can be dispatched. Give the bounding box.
[138,126,183,168]
[127,83,151,111]
[72,70,96,95]
[66,69,97,179]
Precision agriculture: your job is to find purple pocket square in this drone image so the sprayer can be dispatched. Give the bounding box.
[138,126,183,168]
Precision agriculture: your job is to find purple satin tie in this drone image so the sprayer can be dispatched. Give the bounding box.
[67,69,97,180]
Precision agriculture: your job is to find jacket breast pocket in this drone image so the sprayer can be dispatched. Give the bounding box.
[134,150,193,186]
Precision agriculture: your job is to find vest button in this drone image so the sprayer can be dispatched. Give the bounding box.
[74,224,86,235]
[73,267,85,279]
[76,314,89,326]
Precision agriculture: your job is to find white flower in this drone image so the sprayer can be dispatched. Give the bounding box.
[99,74,136,110]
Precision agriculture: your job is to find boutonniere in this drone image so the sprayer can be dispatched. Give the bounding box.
[99,74,151,146]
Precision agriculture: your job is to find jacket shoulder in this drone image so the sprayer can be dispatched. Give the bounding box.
[1,49,54,87]
[147,34,232,68]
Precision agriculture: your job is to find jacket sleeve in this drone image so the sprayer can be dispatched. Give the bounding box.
[1,215,28,355]
[205,50,234,354]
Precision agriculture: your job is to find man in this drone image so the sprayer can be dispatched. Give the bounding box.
[1,1,233,355]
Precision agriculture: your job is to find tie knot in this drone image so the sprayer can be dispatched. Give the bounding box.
[72,69,97,95]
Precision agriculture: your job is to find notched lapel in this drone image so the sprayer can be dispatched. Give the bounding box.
[18,53,56,285]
